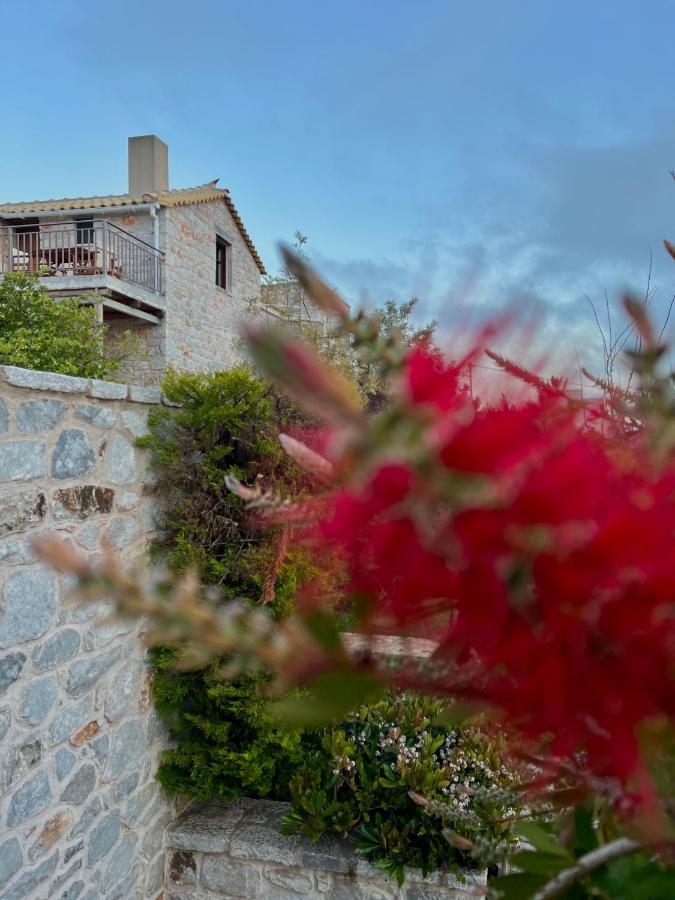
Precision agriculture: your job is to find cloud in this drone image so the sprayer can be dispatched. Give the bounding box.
[312,117,675,376]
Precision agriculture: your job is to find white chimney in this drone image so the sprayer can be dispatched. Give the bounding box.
[128,135,169,195]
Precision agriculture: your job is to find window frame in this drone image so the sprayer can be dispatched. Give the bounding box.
[215,234,231,291]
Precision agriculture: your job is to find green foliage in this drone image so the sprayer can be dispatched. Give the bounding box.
[140,366,309,606]
[143,366,320,800]
[492,810,675,899]
[282,693,521,885]
[0,271,120,378]
[151,647,311,801]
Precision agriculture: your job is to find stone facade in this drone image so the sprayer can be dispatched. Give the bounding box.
[0,365,174,900]
[105,198,262,386]
[165,800,487,900]
[162,200,261,374]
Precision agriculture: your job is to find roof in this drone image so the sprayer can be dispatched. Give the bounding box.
[0,181,266,274]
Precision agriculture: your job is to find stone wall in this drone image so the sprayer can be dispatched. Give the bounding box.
[102,200,263,385]
[162,200,261,375]
[165,800,487,900]
[0,365,173,900]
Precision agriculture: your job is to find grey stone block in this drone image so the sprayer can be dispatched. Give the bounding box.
[105,434,136,485]
[91,733,109,763]
[103,718,145,780]
[167,803,247,852]
[0,441,45,480]
[32,628,81,670]
[16,399,65,432]
[265,866,315,895]
[0,489,46,535]
[301,836,355,874]
[116,491,139,511]
[121,410,149,437]
[128,385,161,404]
[104,658,143,722]
[55,747,77,780]
[60,879,85,900]
[48,858,83,897]
[329,879,372,900]
[201,856,262,895]
[66,645,122,698]
[47,696,94,745]
[70,795,103,838]
[74,404,117,428]
[0,397,7,432]
[64,840,84,863]
[6,770,52,826]
[115,772,139,802]
[145,853,166,897]
[101,832,138,893]
[51,429,95,479]
[103,516,138,549]
[76,522,99,550]
[0,850,58,900]
[87,810,120,865]
[0,651,26,695]
[0,539,38,564]
[1,737,41,791]
[1,365,87,393]
[60,763,96,804]
[20,675,58,725]
[0,570,56,648]
[0,837,22,886]
[230,825,302,865]
[0,707,10,741]
[88,379,127,400]
[106,866,138,900]
[241,798,291,827]
[122,781,156,827]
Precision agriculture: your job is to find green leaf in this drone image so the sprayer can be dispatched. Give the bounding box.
[572,805,597,856]
[518,822,573,860]
[303,609,345,655]
[490,872,549,899]
[271,670,384,727]
[510,850,571,876]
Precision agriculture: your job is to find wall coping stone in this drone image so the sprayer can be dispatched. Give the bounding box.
[0,365,174,404]
[166,798,487,898]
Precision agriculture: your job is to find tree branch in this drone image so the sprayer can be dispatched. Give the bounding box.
[531,837,641,900]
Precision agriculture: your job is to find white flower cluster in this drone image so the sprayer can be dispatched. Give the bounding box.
[332,754,356,776]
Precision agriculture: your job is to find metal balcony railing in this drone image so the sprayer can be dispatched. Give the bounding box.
[0,220,163,294]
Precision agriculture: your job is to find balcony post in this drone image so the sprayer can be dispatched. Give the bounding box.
[100,220,107,276]
[6,225,13,273]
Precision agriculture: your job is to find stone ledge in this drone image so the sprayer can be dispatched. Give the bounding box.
[165,799,487,899]
[0,365,167,404]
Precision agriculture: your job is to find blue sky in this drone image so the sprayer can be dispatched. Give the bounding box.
[2,0,675,367]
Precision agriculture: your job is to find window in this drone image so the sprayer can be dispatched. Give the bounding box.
[76,219,95,245]
[216,235,230,290]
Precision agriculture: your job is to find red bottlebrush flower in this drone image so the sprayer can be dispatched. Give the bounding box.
[405,347,464,412]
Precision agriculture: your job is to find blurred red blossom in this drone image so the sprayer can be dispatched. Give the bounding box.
[303,343,675,798]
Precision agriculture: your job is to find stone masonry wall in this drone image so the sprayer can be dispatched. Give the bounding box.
[0,365,174,900]
[165,800,487,900]
[163,200,261,375]
[101,200,263,385]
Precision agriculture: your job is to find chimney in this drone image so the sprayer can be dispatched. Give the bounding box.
[128,135,169,195]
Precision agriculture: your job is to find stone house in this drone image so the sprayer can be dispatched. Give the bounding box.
[0,135,266,385]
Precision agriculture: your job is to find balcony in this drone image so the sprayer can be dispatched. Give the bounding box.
[0,220,164,323]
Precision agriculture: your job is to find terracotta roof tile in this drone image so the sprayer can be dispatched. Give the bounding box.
[0,181,266,274]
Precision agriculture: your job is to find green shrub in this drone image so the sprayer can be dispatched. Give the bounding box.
[151,648,312,801]
[282,693,521,885]
[141,366,325,800]
[0,271,118,378]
